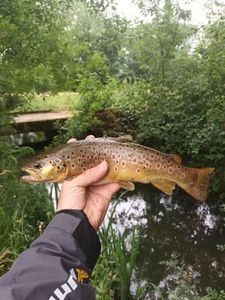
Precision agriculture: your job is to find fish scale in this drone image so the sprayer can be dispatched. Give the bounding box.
[21,137,214,202]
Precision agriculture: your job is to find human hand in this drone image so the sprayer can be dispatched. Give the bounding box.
[57,136,120,230]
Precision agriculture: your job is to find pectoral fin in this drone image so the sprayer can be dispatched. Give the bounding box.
[117,181,135,191]
[151,180,176,195]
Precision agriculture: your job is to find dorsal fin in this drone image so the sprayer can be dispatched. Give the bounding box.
[105,135,134,143]
[169,154,182,164]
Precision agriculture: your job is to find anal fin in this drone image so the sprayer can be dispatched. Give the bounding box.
[151,180,176,195]
[117,181,135,191]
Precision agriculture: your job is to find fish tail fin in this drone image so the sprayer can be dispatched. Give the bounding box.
[183,167,215,202]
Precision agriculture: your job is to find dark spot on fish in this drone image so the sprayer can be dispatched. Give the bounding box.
[168,166,174,174]
[71,164,75,168]
[63,163,66,167]
[80,149,83,153]
[156,162,161,169]
[71,152,74,155]
[57,166,60,170]
[33,162,42,169]
[67,156,70,159]
[163,164,167,171]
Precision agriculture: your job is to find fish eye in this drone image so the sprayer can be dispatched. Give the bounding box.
[33,162,42,169]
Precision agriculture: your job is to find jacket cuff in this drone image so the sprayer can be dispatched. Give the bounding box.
[55,209,101,270]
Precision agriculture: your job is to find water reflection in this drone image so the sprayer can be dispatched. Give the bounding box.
[106,184,225,293]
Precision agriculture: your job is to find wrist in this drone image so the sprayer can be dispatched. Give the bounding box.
[52,210,101,270]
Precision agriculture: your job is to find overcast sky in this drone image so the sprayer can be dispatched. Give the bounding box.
[115,0,213,25]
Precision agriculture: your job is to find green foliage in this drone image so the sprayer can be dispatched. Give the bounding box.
[123,0,195,81]
[111,229,140,299]
[0,117,53,273]
[111,75,225,198]
[11,92,80,113]
[202,288,225,300]
[0,0,73,97]
[53,75,122,143]
[2,0,225,296]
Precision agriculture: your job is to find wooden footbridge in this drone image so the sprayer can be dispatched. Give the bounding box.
[12,111,73,132]
[2,111,73,147]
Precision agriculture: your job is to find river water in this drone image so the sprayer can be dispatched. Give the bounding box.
[106,184,225,296]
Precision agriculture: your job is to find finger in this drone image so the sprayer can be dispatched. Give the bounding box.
[67,138,77,144]
[107,183,121,195]
[74,161,108,187]
[85,135,95,140]
[97,183,121,197]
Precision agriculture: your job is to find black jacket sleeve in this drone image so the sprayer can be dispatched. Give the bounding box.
[0,210,101,300]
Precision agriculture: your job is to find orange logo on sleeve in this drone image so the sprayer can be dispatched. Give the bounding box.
[75,268,89,283]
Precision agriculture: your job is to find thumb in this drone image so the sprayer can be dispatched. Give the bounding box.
[75,161,109,187]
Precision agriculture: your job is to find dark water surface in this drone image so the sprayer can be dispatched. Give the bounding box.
[108,184,225,294]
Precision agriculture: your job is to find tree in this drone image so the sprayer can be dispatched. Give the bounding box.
[124,0,195,81]
[0,0,73,97]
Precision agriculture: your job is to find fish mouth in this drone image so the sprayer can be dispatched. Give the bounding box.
[21,175,39,183]
[21,167,42,183]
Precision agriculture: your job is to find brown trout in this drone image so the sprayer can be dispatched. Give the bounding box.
[21,137,214,202]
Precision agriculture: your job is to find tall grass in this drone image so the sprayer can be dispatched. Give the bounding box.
[92,198,149,300]
[111,229,140,299]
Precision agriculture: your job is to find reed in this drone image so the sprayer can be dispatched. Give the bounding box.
[92,197,148,300]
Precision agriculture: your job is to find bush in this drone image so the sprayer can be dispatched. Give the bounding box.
[0,127,53,274]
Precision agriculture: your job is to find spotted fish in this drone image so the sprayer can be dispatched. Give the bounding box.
[21,137,214,202]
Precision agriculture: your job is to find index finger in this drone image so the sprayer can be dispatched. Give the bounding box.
[67,138,77,143]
